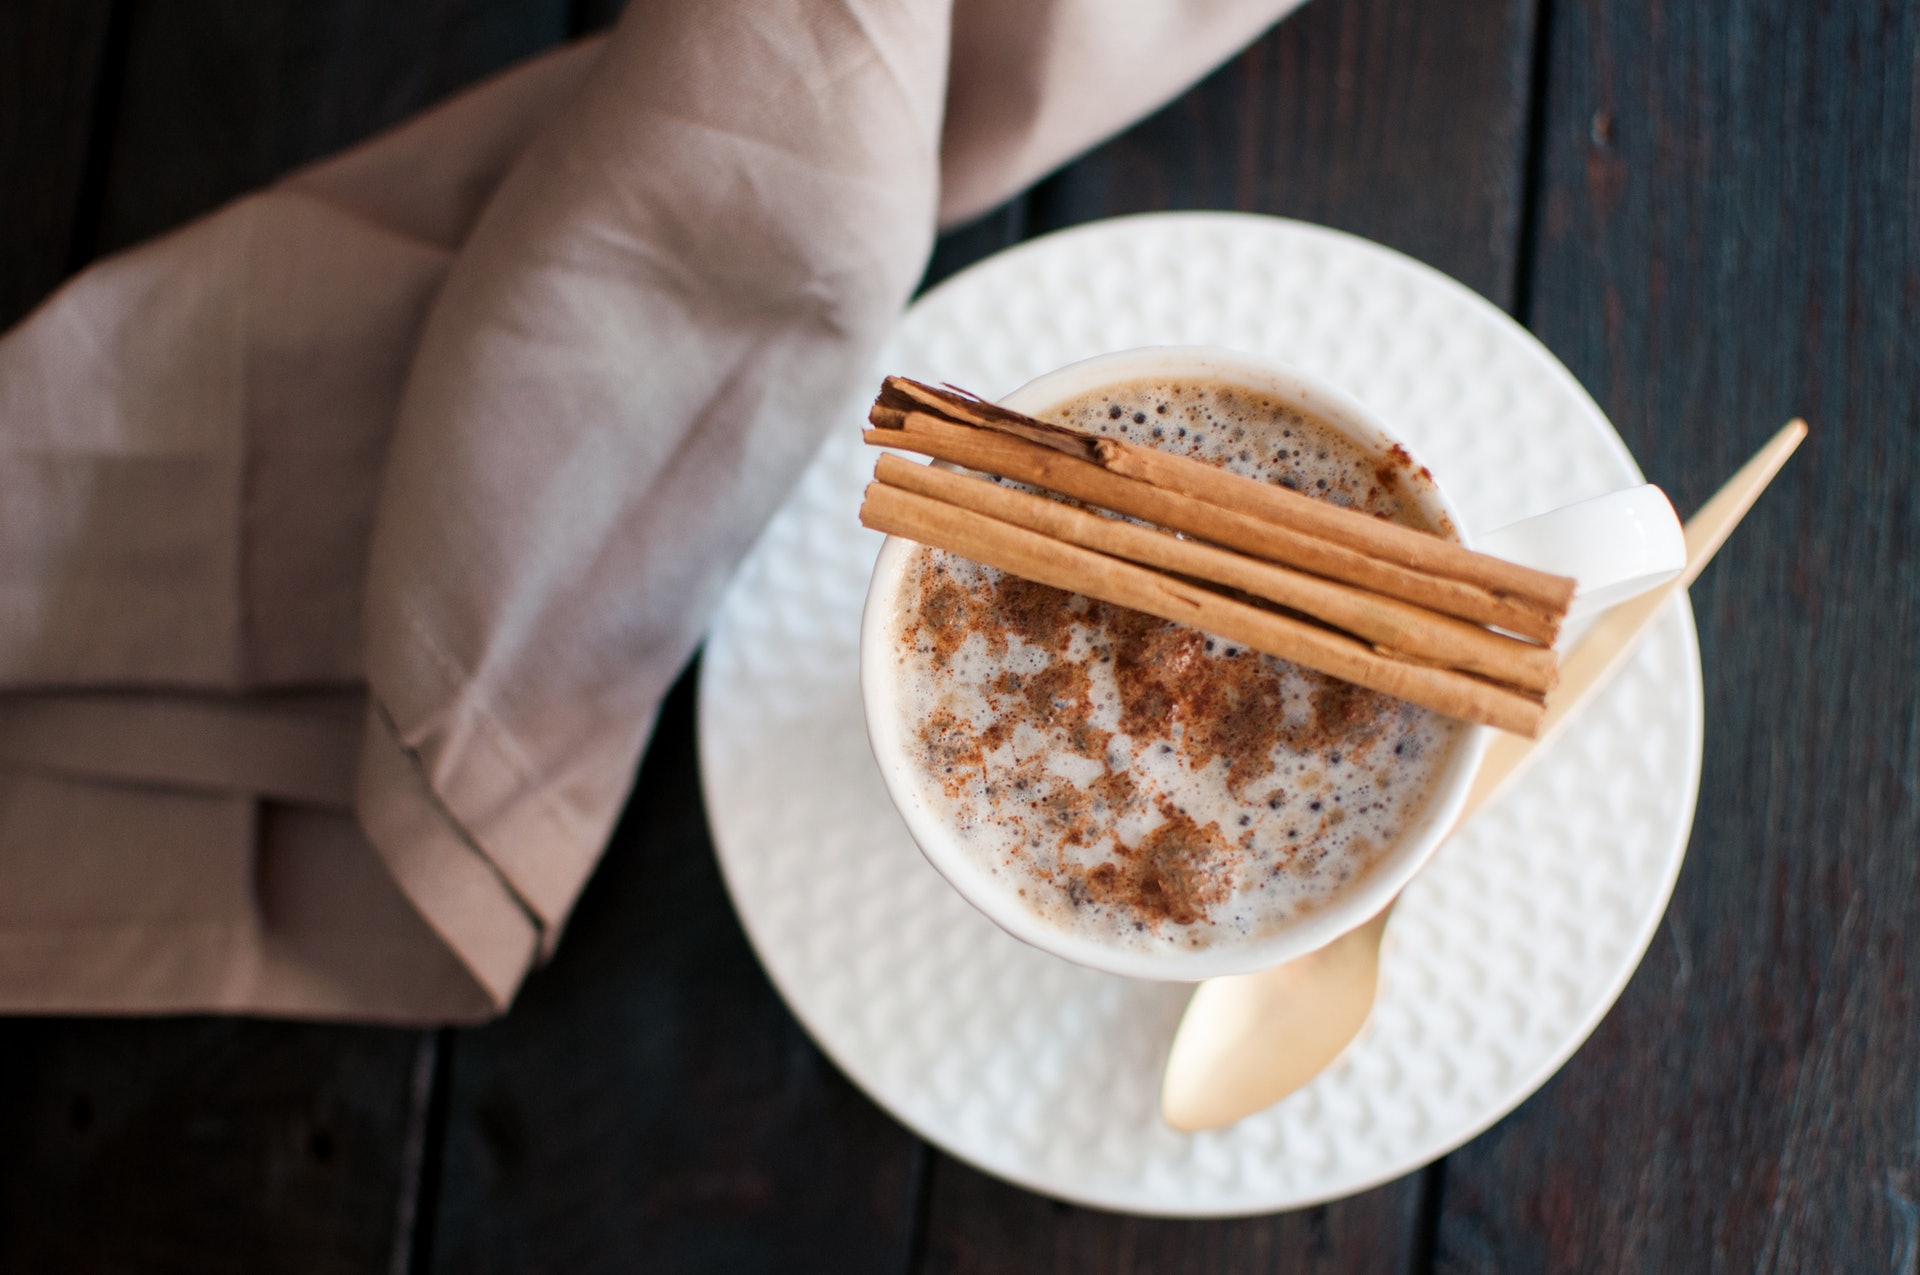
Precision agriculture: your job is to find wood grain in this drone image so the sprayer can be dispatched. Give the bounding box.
[425,669,927,1274]
[1028,0,1540,308]
[920,1159,1427,1275]
[1432,0,1920,1270]
[92,0,570,253]
[0,1020,434,1275]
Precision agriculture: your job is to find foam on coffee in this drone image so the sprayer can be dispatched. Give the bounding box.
[886,376,1468,951]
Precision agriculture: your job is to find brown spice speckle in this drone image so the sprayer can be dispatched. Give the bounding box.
[1081,806,1233,926]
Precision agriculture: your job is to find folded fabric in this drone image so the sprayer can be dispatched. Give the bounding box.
[0,0,1300,1021]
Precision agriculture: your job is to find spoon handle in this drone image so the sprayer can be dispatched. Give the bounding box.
[1457,419,1807,826]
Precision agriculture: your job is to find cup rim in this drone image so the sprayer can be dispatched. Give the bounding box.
[859,345,1492,982]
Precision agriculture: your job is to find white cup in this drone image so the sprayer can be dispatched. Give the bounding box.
[860,347,1681,981]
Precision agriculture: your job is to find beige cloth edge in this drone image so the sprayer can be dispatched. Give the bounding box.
[356,704,541,1009]
[0,692,359,807]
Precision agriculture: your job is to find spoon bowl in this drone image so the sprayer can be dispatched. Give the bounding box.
[1163,909,1390,1132]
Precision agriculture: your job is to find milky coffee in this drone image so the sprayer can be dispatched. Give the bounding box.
[884,376,1468,952]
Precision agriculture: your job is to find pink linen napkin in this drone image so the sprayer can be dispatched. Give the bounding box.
[0,0,1300,1022]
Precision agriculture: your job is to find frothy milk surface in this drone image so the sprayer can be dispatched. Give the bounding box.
[887,377,1467,952]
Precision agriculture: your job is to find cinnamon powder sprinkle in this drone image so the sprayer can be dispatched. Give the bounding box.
[1083,804,1234,926]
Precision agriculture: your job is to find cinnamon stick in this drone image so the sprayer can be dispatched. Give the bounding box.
[1090,439,1574,615]
[876,376,1575,624]
[873,454,1557,695]
[859,480,1547,736]
[876,376,1103,460]
[866,412,1566,645]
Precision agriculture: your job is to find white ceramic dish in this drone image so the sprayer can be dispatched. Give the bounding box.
[696,212,1702,1215]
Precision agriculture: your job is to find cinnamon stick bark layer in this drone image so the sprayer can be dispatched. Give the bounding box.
[877,374,1575,624]
[873,453,1558,695]
[863,375,1574,736]
[867,411,1567,646]
[859,480,1547,736]
[1091,439,1570,612]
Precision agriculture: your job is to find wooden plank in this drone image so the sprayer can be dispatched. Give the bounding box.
[0,1020,435,1274]
[0,0,114,327]
[920,1161,1426,1274]
[1433,0,1920,1269]
[1028,0,1540,308]
[425,667,929,1273]
[92,0,570,253]
[914,0,1538,1264]
[0,4,571,1272]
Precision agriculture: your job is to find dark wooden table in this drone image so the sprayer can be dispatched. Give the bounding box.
[3,0,1914,1270]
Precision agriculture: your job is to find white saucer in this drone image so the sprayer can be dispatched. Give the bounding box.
[696,213,1703,1216]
